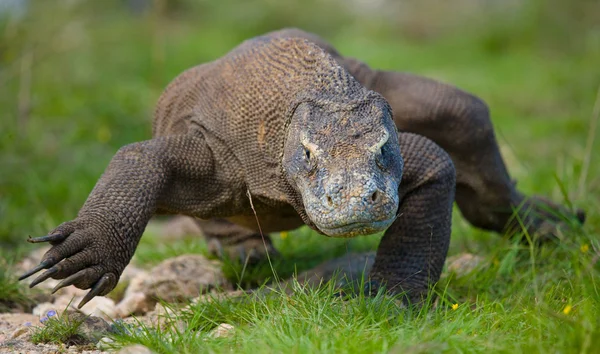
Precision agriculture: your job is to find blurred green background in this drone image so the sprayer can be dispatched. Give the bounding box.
[0,0,599,248]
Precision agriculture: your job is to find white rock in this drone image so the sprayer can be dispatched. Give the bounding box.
[32,302,63,317]
[142,255,228,303]
[96,336,115,350]
[117,344,154,354]
[115,292,151,318]
[209,323,235,338]
[445,253,485,276]
[121,264,148,283]
[75,296,117,321]
[9,325,30,339]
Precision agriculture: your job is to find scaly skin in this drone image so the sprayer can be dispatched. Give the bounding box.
[21,30,584,307]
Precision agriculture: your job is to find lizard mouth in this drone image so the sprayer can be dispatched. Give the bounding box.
[317,218,396,238]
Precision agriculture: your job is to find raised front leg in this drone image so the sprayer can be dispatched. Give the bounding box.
[20,134,227,307]
[370,133,455,304]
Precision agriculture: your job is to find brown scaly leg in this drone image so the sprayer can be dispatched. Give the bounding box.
[369,133,455,304]
[342,58,585,241]
[19,134,233,307]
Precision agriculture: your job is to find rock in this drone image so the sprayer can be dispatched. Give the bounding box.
[141,255,229,304]
[96,336,115,350]
[115,268,153,317]
[117,344,154,354]
[0,313,38,344]
[33,302,60,317]
[8,325,30,339]
[34,296,117,322]
[191,289,248,305]
[120,264,148,283]
[143,303,187,332]
[122,269,150,295]
[116,292,150,318]
[76,296,117,321]
[445,253,485,276]
[69,312,113,344]
[209,323,235,338]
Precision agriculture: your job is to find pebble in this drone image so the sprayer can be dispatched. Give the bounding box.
[209,323,235,338]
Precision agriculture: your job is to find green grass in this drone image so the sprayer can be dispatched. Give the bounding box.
[0,251,35,312]
[1,0,599,353]
[30,308,90,347]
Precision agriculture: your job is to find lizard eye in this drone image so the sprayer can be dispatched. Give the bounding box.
[302,147,317,173]
[376,145,387,169]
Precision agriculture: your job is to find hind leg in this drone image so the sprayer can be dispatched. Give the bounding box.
[169,217,278,264]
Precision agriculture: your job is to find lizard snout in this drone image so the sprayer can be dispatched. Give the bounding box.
[322,180,383,210]
[310,170,399,238]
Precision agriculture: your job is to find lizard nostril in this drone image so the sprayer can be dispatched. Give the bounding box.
[371,190,379,203]
[326,195,333,207]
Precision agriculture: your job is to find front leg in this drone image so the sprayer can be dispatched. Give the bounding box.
[19,134,220,307]
[369,133,455,304]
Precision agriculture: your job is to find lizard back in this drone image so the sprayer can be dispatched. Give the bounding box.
[153,35,369,204]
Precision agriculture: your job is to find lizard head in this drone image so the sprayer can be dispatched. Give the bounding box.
[283,91,403,237]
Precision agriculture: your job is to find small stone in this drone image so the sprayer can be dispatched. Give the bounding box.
[96,336,115,350]
[32,302,63,317]
[69,312,113,344]
[137,303,187,332]
[141,255,229,305]
[209,323,235,338]
[121,264,148,283]
[116,291,151,317]
[191,289,247,305]
[445,253,485,276]
[117,344,154,354]
[8,325,30,339]
[75,296,117,321]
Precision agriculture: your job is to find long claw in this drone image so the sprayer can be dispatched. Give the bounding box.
[28,233,66,243]
[18,260,53,280]
[78,275,110,309]
[29,266,59,288]
[52,271,85,294]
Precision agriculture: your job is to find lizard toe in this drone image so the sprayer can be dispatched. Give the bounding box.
[78,273,118,308]
[27,233,68,244]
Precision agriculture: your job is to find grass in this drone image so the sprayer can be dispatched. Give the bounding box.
[30,308,90,347]
[1,0,599,353]
[0,251,35,312]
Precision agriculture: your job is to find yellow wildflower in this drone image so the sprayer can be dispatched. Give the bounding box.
[451,303,459,310]
[563,305,572,315]
[580,244,589,253]
[280,231,289,240]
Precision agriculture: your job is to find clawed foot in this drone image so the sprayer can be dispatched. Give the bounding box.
[507,196,586,242]
[19,220,122,308]
[207,235,280,266]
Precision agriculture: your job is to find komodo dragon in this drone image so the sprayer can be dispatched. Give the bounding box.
[20,29,585,307]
